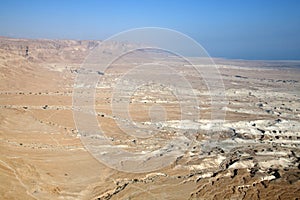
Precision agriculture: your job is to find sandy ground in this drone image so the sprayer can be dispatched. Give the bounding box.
[0,37,299,199]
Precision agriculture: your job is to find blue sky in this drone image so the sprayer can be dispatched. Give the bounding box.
[0,0,299,60]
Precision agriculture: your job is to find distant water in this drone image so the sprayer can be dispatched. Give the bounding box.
[215,58,300,70]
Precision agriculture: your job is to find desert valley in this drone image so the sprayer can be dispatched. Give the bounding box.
[0,37,299,199]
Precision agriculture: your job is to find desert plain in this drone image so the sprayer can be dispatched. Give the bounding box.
[0,37,299,199]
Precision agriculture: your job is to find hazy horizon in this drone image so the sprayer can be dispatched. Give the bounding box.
[1,0,300,60]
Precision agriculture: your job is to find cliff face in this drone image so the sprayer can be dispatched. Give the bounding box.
[0,37,299,200]
[0,37,98,62]
[0,38,98,92]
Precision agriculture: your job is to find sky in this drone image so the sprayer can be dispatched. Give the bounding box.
[0,0,300,60]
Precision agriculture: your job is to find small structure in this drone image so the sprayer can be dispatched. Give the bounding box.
[25,46,29,57]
